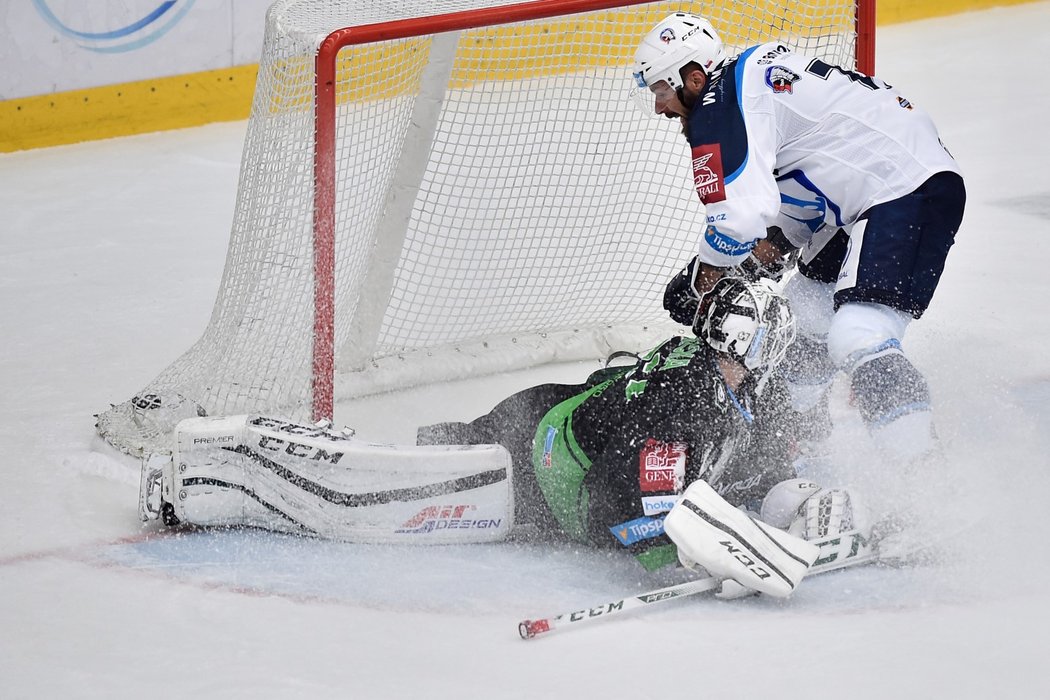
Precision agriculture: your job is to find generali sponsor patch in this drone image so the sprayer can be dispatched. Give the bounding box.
[639,438,687,493]
[691,144,726,203]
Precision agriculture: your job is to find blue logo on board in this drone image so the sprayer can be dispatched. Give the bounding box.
[32,1,196,53]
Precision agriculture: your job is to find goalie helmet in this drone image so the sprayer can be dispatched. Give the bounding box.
[695,277,796,371]
[632,13,727,91]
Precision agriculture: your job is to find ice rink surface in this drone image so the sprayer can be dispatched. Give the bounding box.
[2,3,1050,698]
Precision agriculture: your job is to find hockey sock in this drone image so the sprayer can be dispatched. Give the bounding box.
[850,352,936,462]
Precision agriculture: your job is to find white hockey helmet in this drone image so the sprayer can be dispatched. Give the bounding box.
[632,13,727,91]
[695,277,796,371]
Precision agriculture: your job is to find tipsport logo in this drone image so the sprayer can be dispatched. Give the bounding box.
[609,515,667,547]
[395,504,503,534]
[32,1,196,53]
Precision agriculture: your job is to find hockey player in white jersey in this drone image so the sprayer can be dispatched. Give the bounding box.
[632,13,965,468]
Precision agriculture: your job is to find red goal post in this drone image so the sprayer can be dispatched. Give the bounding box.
[97,0,875,457]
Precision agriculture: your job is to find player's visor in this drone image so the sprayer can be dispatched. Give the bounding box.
[629,80,678,117]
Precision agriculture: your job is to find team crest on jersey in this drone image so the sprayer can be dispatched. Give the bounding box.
[691,144,726,203]
[639,438,687,493]
[765,65,800,94]
[897,96,914,110]
[659,27,675,43]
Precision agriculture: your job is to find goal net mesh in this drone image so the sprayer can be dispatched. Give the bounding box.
[97,0,861,455]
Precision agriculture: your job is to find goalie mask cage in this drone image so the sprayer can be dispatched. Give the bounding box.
[97,0,874,456]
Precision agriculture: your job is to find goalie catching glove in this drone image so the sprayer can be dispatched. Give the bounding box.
[759,478,871,541]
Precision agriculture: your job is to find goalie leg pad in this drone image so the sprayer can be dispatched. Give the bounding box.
[665,481,819,598]
[168,415,515,544]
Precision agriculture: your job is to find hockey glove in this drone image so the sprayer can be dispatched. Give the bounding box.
[663,256,701,326]
[760,478,871,540]
[729,230,799,283]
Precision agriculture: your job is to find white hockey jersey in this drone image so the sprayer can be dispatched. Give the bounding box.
[686,42,961,267]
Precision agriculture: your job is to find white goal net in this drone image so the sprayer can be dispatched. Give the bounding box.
[97,0,870,456]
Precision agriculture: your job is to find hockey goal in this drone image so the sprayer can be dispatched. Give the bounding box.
[97,0,875,456]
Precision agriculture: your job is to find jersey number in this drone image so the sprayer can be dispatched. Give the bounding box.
[804,58,885,91]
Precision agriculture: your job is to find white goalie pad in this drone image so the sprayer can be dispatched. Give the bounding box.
[664,480,820,598]
[153,415,513,544]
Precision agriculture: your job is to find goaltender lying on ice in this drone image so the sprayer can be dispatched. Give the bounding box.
[140,278,871,599]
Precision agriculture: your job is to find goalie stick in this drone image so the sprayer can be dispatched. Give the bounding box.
[518,527,876,639]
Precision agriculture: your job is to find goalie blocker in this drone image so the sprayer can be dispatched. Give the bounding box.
[140,415,514,544]
[664,480,820,597]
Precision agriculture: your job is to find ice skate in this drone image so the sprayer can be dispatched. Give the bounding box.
[138,452,179,526]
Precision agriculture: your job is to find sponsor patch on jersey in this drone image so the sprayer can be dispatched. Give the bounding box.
[704,225,755,258]
[765,65,800,94]
[641,495,680,516]
[639,438,687,493]
[542,425,556,468]
[610,515,667,546]
[691,144,726,203]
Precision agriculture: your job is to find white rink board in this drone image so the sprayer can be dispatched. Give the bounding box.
[0,0,272,98]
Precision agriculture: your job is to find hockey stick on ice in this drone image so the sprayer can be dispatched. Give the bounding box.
[518,576,721,638]
[518,528,876,639]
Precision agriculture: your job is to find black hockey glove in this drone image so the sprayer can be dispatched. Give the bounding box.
[730,227,799,283]
[663,256,701,326]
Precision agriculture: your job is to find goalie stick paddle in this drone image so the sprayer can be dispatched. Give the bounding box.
[518,527,877,640]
